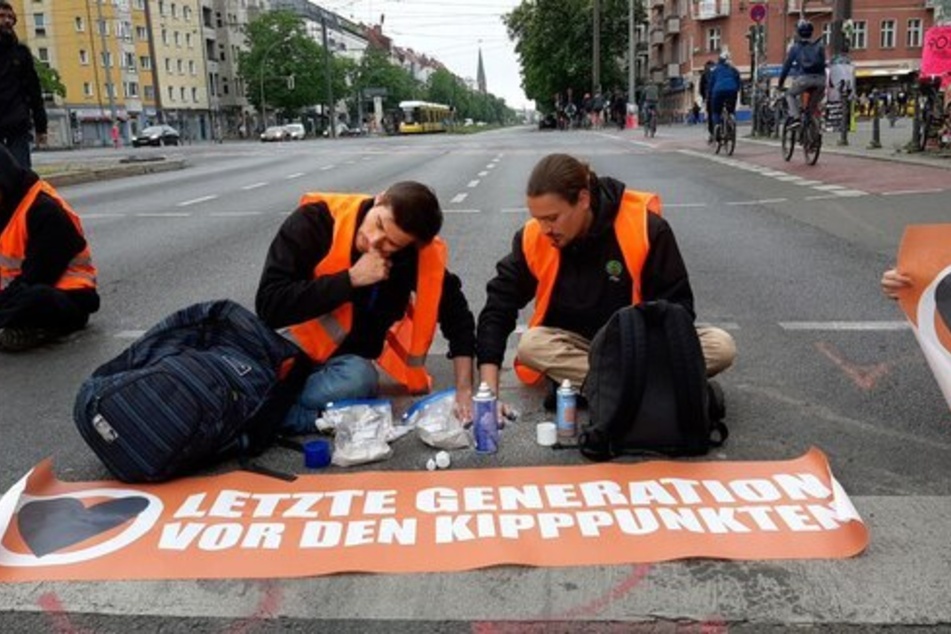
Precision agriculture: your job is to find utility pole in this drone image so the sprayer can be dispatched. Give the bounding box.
[94,0,118,129]
[628,0,636,114]
[831,0,853,146]
[321,17,335,138]
[593,0,601,94]
[141,0,163,124]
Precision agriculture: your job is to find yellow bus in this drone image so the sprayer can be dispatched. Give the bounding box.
[398,101,451,134]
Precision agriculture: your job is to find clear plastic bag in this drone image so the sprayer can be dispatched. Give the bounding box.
[320,399,395,467]
[401,389,471,450]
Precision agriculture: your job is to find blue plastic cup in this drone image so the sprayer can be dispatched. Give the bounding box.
[304,439,332,469]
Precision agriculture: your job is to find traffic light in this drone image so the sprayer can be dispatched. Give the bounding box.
[756,24,766,55]
[748,25,756,58]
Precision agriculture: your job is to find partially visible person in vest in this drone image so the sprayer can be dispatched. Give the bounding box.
[477,153,736,412]
[0,145,99,352]
[256,181,476,435]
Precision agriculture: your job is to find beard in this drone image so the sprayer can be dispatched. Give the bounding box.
[0,28,17,45]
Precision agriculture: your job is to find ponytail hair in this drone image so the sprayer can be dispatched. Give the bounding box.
[526,153,597,205]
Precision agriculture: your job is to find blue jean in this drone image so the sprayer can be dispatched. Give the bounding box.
[1,134,32,169]
[281,354,380,435]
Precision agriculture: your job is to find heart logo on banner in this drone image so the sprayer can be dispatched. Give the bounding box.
[16,497,150,558]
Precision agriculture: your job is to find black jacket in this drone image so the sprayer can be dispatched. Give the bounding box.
[0,147,99,312]
[256,198,476,361]
[477,177,694,367]
[0,34,47,138]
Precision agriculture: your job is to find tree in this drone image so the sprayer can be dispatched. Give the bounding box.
[35,58,65,98]
[355,48,421,112]
[237,11,347,119]
[504,0,643,111]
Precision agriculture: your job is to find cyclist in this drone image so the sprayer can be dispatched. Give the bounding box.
[778,20,827,128]
[699,60,716,142]
[709,51,741,137]
[642,83,659,130]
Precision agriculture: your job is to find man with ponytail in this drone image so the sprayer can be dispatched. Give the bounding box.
[476,153,735,411]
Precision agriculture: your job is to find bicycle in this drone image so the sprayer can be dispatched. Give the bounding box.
[915,78,948,152]
[712,105,736,156]
[781,89,822,165]
[642,105,657,138]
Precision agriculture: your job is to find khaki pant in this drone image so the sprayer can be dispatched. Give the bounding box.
[516,325,736,386]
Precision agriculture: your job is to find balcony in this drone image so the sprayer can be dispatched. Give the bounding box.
[786,0,832,13]
[694,0,730,20]
[666,16,681,34]
[650,30,666,45]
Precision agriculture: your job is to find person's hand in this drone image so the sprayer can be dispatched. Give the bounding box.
[452,385,473,424]
[348,249,391,287]
[36,133,47,147]
[881,268,912,300]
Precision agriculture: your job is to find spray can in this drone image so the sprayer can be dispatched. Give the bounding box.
[556,379,577,440]
[472,382,499,454]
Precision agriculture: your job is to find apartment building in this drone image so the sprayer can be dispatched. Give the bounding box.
[199,0,269,139]
[648,0,936,116]
[11,0,157,147]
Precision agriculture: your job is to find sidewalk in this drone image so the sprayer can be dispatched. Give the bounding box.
[36,155,187,187]
[741,117,951,171]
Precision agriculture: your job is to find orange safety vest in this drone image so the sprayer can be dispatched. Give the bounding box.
[285,192,447,394]
[514,188,662,385]
[0,180,97,293]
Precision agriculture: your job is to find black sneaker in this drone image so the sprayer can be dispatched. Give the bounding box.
[707,380,726,422]
[0,327,56,352]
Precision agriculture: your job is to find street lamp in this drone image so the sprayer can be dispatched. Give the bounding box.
[259,35,291,130]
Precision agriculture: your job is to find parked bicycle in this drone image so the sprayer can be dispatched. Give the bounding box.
[713,105,736,156]
[782,89,822,165]
[915,77,949,152]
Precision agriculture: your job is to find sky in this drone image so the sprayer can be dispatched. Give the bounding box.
[321,0,534,111]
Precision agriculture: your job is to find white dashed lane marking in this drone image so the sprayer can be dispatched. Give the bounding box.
[176,195,217,207]
[241,182,267,191]
[450,193,468,204]
[286,172,305,179]
[138,212,192,217]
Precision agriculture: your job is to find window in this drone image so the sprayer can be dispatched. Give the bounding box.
[135,0,145,9]
[180,86,186,101]
[33,13,46,37]
[144,85,155,100]
[223,78,230,95]
[850,20,866,50]
[79,49,89,65]
[216,12,223,27]
[125,81,139,98]
[186,33,192,47]
[706,27,721,53]
[101,51,112,68]
[171,3,177,18]
[164,58,171,72]
[75,16,85,32]
[124,52,135,69]
[880,20,895,49]
[83,82,93,97]
[907,19,922,48]
[98,19,107,35]
[176,59,183,73]
[37,47,49,63]
[183,6,192,21]
[189,60,196,75]
[158,1,166,17]
[167,86,174,101]
[136,26,147,40]
[174,31,181,47]
[162,29,168,45]
[139,55,152,70]
[191,87,198,102]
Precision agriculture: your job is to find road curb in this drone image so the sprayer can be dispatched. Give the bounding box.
[45,158,188,187]
[740,136,951,171]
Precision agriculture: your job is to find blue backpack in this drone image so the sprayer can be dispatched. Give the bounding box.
[74,300,311,483]
[798,40,825,74]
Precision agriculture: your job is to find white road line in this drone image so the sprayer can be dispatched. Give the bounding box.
[805,194,846,200]
[450,193,468,204]
[467,180,480,188]
[779,321,910,331]
[286,172,305,178]
[726,198,788,205]
[501,207,528,213]
[665,203,708,208]
[478,171,489,176]
[241,182,267,191]
[833,190,868,197]
[812,184,846,191]
[81,213,127,218]
[115,330,147,339]
[139,212,192,217]
[176,195,217,207]
[444,209,481,214]
[486,164,496,169]
[881,188,945,196]
[210,211,263,217]
[795,180,824,186]
[773,175,802,181]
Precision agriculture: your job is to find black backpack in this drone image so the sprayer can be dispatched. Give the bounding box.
[73,300,311,483]
[579,300,727,461]
[798,39,825,74]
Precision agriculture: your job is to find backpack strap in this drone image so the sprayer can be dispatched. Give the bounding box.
[658,301,707,443]
[606,305,649,457]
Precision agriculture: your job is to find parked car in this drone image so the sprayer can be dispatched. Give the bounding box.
[284,123,306,140]
[260,126,290,142]
[132,125,180,147]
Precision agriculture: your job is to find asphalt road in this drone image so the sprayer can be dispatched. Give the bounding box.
[2,125,951,631]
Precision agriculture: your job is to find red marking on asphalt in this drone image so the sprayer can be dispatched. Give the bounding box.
[816,341,889,390]
[553,563,653,619]
[37,592,86,634]
[221,580,283,634]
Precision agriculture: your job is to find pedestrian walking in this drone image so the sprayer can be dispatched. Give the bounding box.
[0,1,48,168]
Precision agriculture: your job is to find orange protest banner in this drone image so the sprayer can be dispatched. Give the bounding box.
[897,225,951,409]
[0,448,868,582]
